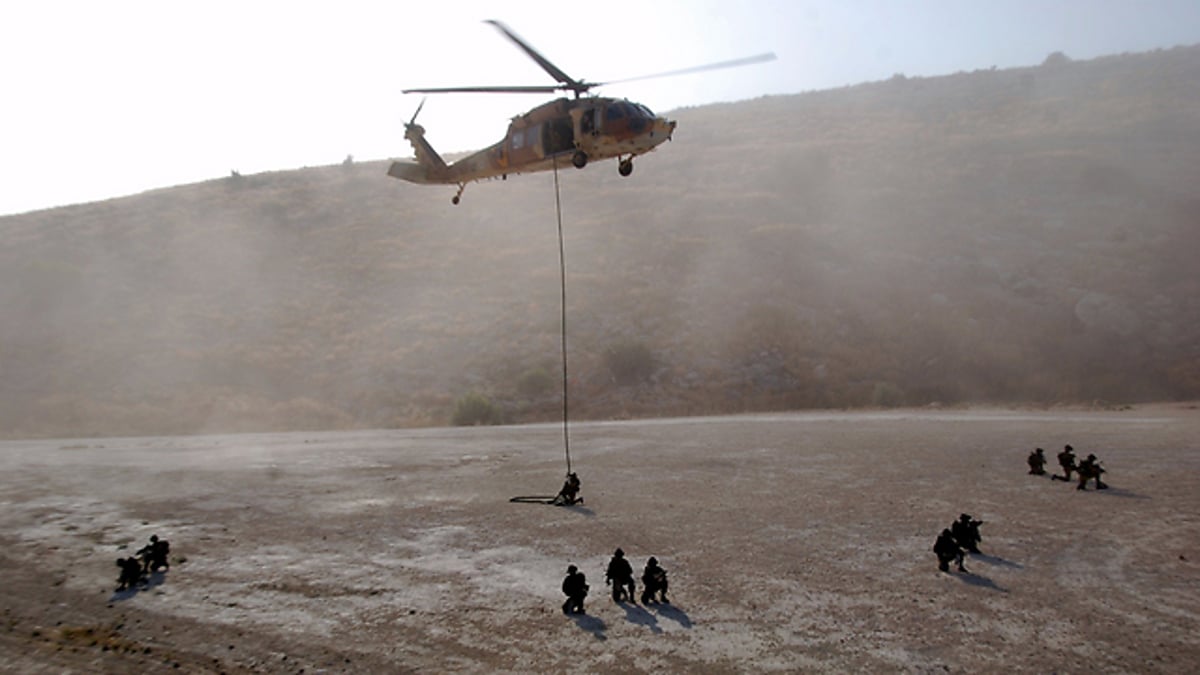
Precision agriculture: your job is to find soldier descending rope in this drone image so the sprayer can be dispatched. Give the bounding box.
[552,472,583,505]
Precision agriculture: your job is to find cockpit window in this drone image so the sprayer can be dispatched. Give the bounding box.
[634,103,655,118]
[605,104,626,121]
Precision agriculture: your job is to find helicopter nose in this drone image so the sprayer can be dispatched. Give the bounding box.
[662,118,677,140]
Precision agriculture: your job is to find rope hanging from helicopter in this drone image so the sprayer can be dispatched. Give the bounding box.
[552,154,572,476]
[508,155,575,506]
[397,20,775,505]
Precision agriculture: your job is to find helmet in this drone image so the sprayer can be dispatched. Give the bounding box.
[648,556,658,566]
[960,514,971,521]
[567,565,578,574]
[614,548,624,557]
[1065,444,1073,451]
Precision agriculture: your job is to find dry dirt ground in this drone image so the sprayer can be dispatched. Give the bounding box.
[1,406,1198,673]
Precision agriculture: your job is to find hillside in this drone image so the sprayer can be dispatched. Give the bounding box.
[3,46,1200,438]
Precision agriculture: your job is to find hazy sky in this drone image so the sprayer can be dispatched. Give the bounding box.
[3,0,1199,216]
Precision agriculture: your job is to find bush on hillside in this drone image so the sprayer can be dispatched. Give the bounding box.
[451,392,500,426]
[516,367,556,399]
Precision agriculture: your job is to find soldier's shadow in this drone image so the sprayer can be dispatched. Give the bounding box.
[620,602,662,634]
[1094,486,1148,500]
[569,612,607,640]
[651,603,693,628]
[970,553,1023,569]
[956,570,1006,593]
[563,504,596,517]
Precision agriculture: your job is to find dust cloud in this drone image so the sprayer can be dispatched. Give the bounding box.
[1,46,1199,439]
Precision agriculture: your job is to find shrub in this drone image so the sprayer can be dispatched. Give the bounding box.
[451,392,500,426]
[516,367,556,399]
[1042,51,1071,67]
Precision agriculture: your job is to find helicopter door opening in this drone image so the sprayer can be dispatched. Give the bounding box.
[509,125,541,166]
[542,117,575,156]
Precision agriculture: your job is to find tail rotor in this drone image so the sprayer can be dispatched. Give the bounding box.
[406,97,427,133]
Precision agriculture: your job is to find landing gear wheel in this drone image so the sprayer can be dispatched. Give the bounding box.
[452,195,460,205]
[452,183,465,205]
[572,150,588,169]
[618,159,634,177]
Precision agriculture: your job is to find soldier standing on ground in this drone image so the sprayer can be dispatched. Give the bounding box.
[605,548,636,603]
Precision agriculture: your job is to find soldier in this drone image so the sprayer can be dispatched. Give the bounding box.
[135,540,155,574]
[147,534,170,572]
[640,557,669,604]
[552,472,583,506]
[1027,447,1047,475]
[605,548,636,603]
[1076,453,1108,490]
[115,557,143,591]
[933,529,965,572]
[561,564,589,614]
[1052,444,1077,482]
[951,513,983,554]
[136,534,169,574]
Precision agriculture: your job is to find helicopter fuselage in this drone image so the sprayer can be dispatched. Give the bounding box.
[389,20,769,203]
[387,96,676,202]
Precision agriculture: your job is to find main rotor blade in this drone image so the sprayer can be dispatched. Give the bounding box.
[484,19,585,91]
[598,52,778,87]
[403,85,563,95]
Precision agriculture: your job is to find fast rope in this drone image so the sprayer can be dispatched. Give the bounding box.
[508,158,575,505]
[553,155,572,475]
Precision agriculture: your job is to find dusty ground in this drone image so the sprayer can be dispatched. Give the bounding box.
[1,406,1198,673]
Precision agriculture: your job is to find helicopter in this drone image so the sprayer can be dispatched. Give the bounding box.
[387,20,775,204]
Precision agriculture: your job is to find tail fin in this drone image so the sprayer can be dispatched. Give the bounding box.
[404,122,448,173]
[388,100,448,183]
